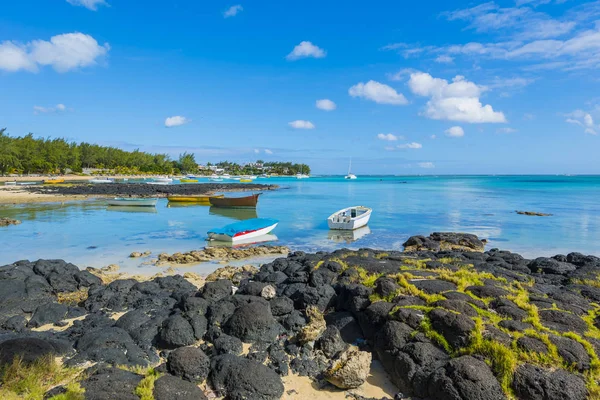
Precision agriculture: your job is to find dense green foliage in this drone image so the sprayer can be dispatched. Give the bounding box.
[0,129,197,175]
[0,129,311,176]
[209,160,311,175]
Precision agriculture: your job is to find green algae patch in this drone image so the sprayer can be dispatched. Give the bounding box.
[0,356,81,400]
[135,368,162,400]
[420,317,452,353]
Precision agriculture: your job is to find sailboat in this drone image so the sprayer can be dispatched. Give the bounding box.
[296,164,309,179]
[345,159,357,180]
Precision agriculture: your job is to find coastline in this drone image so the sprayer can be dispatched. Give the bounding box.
[0,182,277,204]
[1,233,598,400]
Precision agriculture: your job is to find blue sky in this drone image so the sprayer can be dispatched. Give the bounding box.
[1,0,600,174]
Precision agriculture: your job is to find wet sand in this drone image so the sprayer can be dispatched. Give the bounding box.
[0,186,90,204]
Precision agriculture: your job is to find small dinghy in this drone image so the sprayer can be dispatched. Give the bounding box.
[209,193,261,208]
[107,198,158,207]
[167,195,224,205]
[327,206,372,230]
[4,181,17,186]
[207,218,278,242]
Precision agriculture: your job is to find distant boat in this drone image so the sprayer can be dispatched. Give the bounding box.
[209,193,261,208]
[167,195,224,205]
[207,218,278,243]
[4,181,17,186]
[260,174,270,178]
[328,206,372,230]
[154,177,173,183]
[296,164,309,179]
[146,181,170,185]
[222,174,231,179]
[345,159,357,180]
[179,178,199,183]
[209,178,224,182]
[107,198,158,207]
[89,178,113,184]
[240,179,253,183]
[17,182,37,186]
[44,178,65,184]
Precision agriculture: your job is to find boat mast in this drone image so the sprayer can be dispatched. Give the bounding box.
[348,158,352,175]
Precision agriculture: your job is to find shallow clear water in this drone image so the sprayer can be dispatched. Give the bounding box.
[1,175,600,273]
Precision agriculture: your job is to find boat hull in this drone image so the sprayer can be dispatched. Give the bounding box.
[209,193,261,208]
[327,206,372,230]
[179,179,199,183]
[44,179,65,184]
[208,223,278,242]
[167,195,224,204]
[107,198,158,207]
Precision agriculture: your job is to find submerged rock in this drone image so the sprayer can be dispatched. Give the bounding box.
[0,218,21,227]
[157,246,289,265]
[516,211,553,216]
[403,232,486,252]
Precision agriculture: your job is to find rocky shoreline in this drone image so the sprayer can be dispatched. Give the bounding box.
[1,232,599,399]
[24,182,278,197]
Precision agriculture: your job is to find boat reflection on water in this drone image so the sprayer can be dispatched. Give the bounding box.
[106,206,158,214]
[166,202,208,208]
[327,225,371,244]
[205,234,278,248]
[208,206,258,221]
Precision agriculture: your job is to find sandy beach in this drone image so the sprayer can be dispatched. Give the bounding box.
[0,174,166,183]
[0,186,90,204]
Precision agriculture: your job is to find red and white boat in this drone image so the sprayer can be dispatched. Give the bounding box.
[207,218,279,243]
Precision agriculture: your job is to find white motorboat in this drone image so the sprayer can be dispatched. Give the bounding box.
[327,206,372,230]
[154,177,173,183]
[345,158,357,180]
[4,181,17,186]
[146,181,170,185]
[89,178,113,184]
[107,198,158,207]
[222,174,231,179]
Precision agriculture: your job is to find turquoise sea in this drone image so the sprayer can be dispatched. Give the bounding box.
[1,175,600,273]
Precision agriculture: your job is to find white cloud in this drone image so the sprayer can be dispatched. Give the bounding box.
[431,134,437,139]
[349,80,408,105]
[497,127,517,134]
[418,162,435,169]
[565,109,597,134]
[408,72,506,123]
[435,55,454,63]
[254,149,260,154]
[445,126,465,137]
[0,32,109,73]
[377,133,399,141]
[387,68,418,81]
[66,0,108,11]
[397,142,423,149]
[165,116,190,128]
[33,104,71,114]
[264,149,273,154]
[443,2,575,40]
[223,5,243,18]
[523,113,536,120]
[316,99,336,111]
[286,41,326,61]
[288,120,315,129]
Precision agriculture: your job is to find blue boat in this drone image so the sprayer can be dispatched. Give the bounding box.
[207,218,279,242]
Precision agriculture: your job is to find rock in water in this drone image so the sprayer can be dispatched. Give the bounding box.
[403,232,485,252]
[516,210,553,217]
[0,218,21,227]
[325,346,372,389]
[209,354,284,400]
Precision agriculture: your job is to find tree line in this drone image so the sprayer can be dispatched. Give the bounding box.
[0,129,311,176]
[0,129,198,175]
